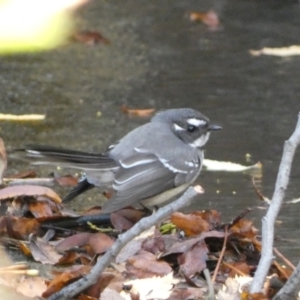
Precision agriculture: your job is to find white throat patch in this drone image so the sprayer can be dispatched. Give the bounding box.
[189,132,211,148]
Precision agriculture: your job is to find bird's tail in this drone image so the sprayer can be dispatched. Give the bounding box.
[63,177,94,203]
[11,145,118,171]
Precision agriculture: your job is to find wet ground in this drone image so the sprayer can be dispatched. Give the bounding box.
[1,0,300,262]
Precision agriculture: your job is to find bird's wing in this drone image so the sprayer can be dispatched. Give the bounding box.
[101,148,201,213]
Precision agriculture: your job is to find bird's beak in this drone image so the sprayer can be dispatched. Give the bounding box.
[208,124,222,131]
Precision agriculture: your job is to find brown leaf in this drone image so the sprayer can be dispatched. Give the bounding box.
[178,240,208,276]
[163,230,225,256]
[169,287,204,300]
[56,232,93,252]
[192,210,221,226]
[43,266,91,297]
[171,212,211,236]
[0,185,62,203]
[56,232,114,255]
[6,216,40,239]
[27,200,53,218]
[85,273,115,298]
[113,209,145,223]
[111,212,134,231]
[29,235,63,264]
[121,105,155,117]
[189,10,220,30]
[226,262,251,277]
[142,233,166,255]
[126,250,172,278]
[54,174,78,187]
[6,170,36,179]
[230,219,259,240]
[110,209,145,231]
[88,232,114,255]
[73,30,110,45]
[16,276,48,298]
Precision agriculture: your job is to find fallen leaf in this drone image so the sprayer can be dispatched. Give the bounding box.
[54,174,78,186]
[123,272,179,300]
[171,212,211,236]
[126,250,172,278]
[169,287,204,300]
[29,235,63,264]
[43,266,91,297]
[88,232,114,255]
[121,105,155,117]
[56,232,114,255]
[101,288,126,300]
[163,230,225,256]
[16,276,48,298]
[73,30,110,45]
[0,185,62,203]
[190,10,219,30]
[28,200,53,218]
[178,240,208,276]
[6,216,40,239]
[5,169,36,179]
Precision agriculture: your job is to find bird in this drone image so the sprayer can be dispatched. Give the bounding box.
[13,108,222,213]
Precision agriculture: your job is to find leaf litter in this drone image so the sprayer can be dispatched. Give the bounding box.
[0,139,296,299]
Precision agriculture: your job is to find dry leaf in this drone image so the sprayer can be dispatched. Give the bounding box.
[171,212,211,236]
[126,250,172,278]
[73,30,110,45]
[123,272,179,300]
[190,10,219,29]
[121,105,155,117]
[0,185,62,203]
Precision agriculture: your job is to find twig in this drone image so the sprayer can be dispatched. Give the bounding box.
[273,248,295,271]
[47,186,203,300]
[250,113,300,294]
[227,208,251,229]
[203,268,214,300]
[222,261,247,277]
[212,226,228,283]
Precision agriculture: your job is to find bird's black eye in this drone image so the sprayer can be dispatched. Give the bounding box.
[187,125,197,133]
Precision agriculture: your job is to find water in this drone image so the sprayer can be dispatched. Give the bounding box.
[0,0,300,262]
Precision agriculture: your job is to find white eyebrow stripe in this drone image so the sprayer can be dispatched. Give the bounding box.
[187,118,207,127]
[174,123,185,131]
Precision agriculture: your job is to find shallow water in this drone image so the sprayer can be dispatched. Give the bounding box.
[1,0,300,262]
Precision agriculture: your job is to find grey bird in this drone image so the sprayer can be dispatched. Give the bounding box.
[13,108,222,213]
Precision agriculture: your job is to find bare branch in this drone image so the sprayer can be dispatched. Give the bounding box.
[273,261,300,300]
[250,113,300,293]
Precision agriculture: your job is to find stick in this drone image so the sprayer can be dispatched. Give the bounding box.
[250,113,300,293]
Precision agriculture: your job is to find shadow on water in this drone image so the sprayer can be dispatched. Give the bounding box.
[0,0,300,262]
